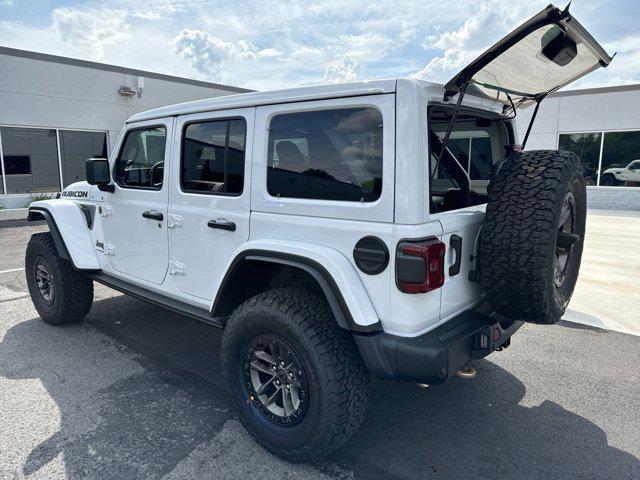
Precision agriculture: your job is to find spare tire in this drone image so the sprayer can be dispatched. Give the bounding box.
[479,150,586,324]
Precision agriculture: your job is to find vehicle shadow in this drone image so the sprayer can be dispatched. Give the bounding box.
[0,294,233,479]
[1,293,638,479]
[332,360,640,479]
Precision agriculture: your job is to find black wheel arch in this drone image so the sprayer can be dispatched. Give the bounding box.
[211,250,382,334]
[27,208,72,264]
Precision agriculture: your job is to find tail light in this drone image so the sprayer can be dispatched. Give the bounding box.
[396,239,446,294]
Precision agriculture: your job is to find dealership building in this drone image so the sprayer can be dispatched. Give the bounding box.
[0,46,249,209]
[0,45,638,211]
[515,84,640,210]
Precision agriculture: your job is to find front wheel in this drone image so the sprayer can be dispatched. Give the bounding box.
[220,288,370,462]
[25,232,94,325]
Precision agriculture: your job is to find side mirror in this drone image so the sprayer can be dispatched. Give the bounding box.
[86,158,111,185]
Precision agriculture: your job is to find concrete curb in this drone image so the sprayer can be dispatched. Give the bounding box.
[0,208,28,221]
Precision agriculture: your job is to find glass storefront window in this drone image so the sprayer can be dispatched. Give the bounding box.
[558,132,602,186]
[59,130,108,187]
[0,127,60,194]
[600,131,640,187]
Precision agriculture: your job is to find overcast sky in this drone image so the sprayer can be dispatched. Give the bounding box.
[0,0,638,91]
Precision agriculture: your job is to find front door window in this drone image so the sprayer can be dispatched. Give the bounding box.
[114,126,167,190]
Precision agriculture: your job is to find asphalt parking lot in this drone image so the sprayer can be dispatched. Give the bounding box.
[1,215,639,479]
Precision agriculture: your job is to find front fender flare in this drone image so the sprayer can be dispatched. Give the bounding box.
[212,240,382,333]
[28,200,100,270]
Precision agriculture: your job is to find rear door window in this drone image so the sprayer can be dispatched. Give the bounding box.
[181,118,247,195]
[267,107,383,202]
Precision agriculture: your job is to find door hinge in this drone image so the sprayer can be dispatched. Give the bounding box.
[98,205,113,217]
[169,260,185,276]
[96,241,116,256]
[168,214,183,229]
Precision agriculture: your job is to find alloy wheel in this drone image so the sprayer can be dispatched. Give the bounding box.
[35,256,54,305]
[243,334,309,426]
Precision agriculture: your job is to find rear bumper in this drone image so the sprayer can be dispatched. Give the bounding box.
[353,302,523,384]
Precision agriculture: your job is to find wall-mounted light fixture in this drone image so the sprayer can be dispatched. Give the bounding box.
[118,86,136,97]
[118,77,145,99]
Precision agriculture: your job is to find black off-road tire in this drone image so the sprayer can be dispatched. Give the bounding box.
[220,287,370,462]
[25,232,94,325]
[480,150,586,324]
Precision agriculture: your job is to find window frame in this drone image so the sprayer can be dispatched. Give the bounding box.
[59,129,108,188]
[265,105,385,203]
[556,128,640,187]
[0,124,109,196]
[113,124,168,191]
[0,126,61,194]
[179,116,247,197]
[427,104,513,214]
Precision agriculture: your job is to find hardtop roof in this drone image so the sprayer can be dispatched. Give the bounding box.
[127,79,399,123]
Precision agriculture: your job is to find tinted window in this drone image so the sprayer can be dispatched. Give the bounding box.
[267,108,383,202]
[115,126,166,189]
[60,130,108,187]
[558,132,602,186]
[0,127,60,194]
[601,131,640,187]
[429,107,507,213]
[433,135,493,181]
[470,136,493,180]
[182,118,246,195]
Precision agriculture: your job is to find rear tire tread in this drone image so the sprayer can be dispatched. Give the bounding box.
[480,150,586,324]
[221,287,369,462]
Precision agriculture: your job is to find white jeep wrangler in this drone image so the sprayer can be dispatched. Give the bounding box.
[600,159,640,186]
[24,5,611,462]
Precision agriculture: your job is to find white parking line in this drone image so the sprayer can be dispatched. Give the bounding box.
[0,267,25,274]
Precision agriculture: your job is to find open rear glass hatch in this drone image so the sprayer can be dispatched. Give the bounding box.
[444,3,613,110]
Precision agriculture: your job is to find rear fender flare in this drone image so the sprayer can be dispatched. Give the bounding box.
[212,240,382,333]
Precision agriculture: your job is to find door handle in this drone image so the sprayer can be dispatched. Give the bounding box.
[142,210,163,221]
[449,234,462,276]
[207,219,236,232]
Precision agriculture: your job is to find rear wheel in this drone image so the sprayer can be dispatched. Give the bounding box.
[480,150,586,324]
[220,287,370,462]
[25,232,93,325]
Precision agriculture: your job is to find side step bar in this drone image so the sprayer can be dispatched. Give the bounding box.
[87,272,225,329]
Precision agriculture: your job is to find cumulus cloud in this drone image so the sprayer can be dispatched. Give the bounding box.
[50,7,129,58]
[171,28,258,78]
[323,55,359,83]
[571,36,640,89]
[0,0,633,91]
[412,1,546,82]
